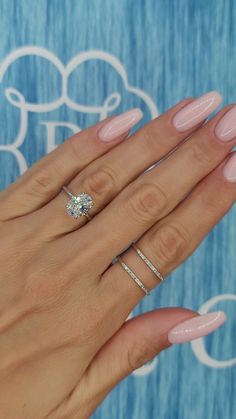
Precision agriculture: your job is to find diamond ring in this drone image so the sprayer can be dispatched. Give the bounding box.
[62,186,94,220]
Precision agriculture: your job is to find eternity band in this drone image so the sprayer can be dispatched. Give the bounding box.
[132,243,164,282]
[117,256,150,296]
[117,243,164,296]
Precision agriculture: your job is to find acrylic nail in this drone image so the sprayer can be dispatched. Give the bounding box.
[215,106,236,142]
[98,108,143,142]
[168,311,227,344]
[223,153,236,182]
[172,91,222,132]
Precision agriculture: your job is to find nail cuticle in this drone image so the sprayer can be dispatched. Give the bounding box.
[215,105,236,142]
[223,153,236,182]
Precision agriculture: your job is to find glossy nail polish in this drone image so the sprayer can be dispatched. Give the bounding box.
[223,153,236,182]
[168,311,226,344]
[172,91,222,132]
[98,108,143,142]
[215,106,236,141]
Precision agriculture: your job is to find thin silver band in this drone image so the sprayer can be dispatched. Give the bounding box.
[62,185,74,199]
[117,256,150,296]
[132,243,164,282]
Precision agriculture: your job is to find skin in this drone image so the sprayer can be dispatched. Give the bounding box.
[0,98,235,418]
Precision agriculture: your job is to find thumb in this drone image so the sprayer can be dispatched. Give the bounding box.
[76,308,226,415]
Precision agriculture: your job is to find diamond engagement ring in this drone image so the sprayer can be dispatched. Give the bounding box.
[62,186,94,220]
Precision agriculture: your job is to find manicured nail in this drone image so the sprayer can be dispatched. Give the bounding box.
[172,91,222,132]
[215,106,236,141]
[168,311,227,344]
[98,108,143,142]
[223,153,236,182]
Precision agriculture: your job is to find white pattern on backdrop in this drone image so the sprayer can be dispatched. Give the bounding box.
[0,46,158,173]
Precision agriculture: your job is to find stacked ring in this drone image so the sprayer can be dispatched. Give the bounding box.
[62,186,164,295]
[117,243,165,296]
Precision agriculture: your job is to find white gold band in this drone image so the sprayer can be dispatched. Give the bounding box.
[132,243,164,282]
[117,256,150,296]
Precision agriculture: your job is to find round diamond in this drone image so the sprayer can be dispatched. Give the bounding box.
[66,193,93,218]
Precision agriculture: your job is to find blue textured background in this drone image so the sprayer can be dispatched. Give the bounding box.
[0,1,235,418]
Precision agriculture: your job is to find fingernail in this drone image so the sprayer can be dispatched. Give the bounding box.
[98,108,143,142]
[215,106,236,141]
[172,91,222,132]
[223,153,236,182]
[168,311,227,344]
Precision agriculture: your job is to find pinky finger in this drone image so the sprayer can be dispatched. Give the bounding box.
[59,308,226,418]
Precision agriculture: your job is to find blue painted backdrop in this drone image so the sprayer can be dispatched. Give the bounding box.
[0,1,235,418]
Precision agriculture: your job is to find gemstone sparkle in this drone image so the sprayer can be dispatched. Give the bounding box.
[66,193,93,218]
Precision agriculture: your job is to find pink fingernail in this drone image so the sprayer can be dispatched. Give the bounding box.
[215,106,236,141]
[98,108,143,142]
[223,153,236,182]
[172,91,222,132]
[168,311,227,344]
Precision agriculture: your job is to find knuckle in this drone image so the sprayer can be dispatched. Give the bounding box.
[185,140,212,169]
[141,124,162,152]
[85,166,117,199]
[200,188,221,214]
[67,135,84,162]
[150,222,189,266]
[28,171,53,199]
[127,342,157,372]
[127,182,168,223]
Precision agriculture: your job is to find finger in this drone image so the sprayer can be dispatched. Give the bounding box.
[101,152,236,309]
[31,92,221,238]
[0,109,143,220]
[75,104,236,274]
[66,308,226,417]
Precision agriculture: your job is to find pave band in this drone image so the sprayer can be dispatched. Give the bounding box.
[117,256,150,295]
[117,256,150,296]
[62,186,93,220]
[132,243,164,282]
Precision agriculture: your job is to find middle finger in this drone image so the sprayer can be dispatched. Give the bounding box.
[31,92,221,238]
[72,103,236,275]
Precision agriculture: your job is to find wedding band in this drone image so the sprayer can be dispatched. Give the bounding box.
[62,186,94,220]
[132,243,164,282]
[117,243,164,295]
[117,256,150,296]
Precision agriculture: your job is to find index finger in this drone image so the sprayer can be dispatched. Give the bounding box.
[0,109,143,219]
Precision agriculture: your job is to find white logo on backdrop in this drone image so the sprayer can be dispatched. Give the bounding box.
[0,46,158,173]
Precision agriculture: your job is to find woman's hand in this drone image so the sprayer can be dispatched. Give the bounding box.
[0,91,234,418]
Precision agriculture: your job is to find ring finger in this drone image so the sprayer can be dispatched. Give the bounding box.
[101,152,236,314]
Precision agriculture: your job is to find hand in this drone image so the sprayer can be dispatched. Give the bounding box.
[0,91,234,418]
